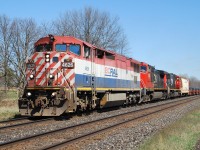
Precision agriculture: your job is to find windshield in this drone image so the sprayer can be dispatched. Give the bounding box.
[69,44,81,55]
[55,44,67,52]
[140,66,147,72]
[35,44,52,52]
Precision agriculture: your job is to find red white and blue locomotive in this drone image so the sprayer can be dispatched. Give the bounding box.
[18,35,198,116]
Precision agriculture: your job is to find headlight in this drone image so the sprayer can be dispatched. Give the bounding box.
[45,54,50,58]
[27,92,32,97]
[49,74,54,79]
[45,54,50,62]
[30,74,34,79]
[51,92,56,97]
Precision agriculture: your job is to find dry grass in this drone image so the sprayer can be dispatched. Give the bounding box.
[0,90,18,101]
[139,107,200,150]
[0,90,20,121]
[0,106,20,120]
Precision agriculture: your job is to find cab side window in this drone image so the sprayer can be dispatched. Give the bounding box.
[131,62,140,73]
[96,49,104,59]
[84,45,90,58]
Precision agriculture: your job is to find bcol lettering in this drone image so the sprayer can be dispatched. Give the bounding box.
[105,67,118,77]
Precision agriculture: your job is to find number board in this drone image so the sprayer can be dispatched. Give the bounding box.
[61,62,75,69]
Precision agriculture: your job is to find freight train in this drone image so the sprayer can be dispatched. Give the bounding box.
[18,35,200,116]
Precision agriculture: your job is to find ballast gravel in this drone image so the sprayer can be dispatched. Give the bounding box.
[0,97,200,150]
[83,97,200,150]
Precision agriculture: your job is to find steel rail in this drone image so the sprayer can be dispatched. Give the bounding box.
[0,96,199,149]
[0,117,54,130]
[0,117,30,124]
[44,96,200,150]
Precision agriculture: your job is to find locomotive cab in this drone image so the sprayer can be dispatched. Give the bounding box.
[19,35,78,116]
[140,62,154,89]
[140,62,155,102]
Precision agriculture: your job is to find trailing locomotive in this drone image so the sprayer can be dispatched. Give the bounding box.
[18,35,197,116]
[140,62,189,102]
[19,35,141,116]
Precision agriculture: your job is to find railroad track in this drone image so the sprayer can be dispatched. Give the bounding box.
[0,117,36,129]
[0,96,199,150]
[0,117,54,131]
[0,117,29,124]
[0,117,30,128]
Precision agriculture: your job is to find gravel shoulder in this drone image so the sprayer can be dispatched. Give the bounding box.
[1,97,200,150]
[83,97,200,150]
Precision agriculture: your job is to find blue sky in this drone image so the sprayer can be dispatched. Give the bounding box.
[1,0,200,79]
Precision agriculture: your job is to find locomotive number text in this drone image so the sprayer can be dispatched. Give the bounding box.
[61,62,74,69]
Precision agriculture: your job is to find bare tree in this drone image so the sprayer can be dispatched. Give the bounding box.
[179,74,189,79]
[189,76,200,88]
[179,74,200,88]
[0,15,14,91]
[52,7,129,55]
[116,32,129,56]
[39,21,55,37]
[10,18,40,90]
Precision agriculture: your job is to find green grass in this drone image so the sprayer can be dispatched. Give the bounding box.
[0,89,20,121]
[139,107,200,150]
[0,106,20,120]
[0,90,18,101]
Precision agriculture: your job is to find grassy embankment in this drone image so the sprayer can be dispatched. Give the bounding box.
[0,90,20,121]
[139,106,200,150]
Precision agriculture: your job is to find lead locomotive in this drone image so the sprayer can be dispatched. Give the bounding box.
[19,35,141,116]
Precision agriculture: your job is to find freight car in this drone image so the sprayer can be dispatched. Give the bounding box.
[179,77,189,96]
[189,87,200,95]
[19,35,141,116]
[189,88,195,95]
[18,35,196,116]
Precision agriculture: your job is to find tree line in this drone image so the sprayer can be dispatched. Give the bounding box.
[0,7,129,91]
[0,7,200,92]
[179,74,200,89]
